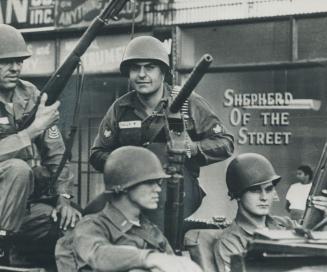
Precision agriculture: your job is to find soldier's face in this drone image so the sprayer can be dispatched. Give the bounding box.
[240,182,275,217]
[128,61,165,96]
[0,59,23,91]
[128,179,162,210]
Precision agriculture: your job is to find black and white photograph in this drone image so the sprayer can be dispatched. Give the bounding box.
[0,0,327,271]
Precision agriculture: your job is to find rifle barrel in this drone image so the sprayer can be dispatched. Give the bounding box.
[302,142,327,229]
[170,54,213,113]
[42,0,129,105]
[19,0,128,129]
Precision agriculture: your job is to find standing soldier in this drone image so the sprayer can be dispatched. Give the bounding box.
[0,24,81,266]
[90,36,234,229]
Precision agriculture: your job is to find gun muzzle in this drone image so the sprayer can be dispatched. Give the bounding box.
[170,53,213,113]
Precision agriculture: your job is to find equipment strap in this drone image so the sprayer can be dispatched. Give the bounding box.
[49,61,85,195]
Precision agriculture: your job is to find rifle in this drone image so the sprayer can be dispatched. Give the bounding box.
[302,142,327,229]
[18,0,129,130]
[163,54,213,254]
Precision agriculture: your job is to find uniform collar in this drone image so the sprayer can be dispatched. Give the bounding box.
[118,84,172,118]
[0,80,29,102]
[12,80,31,105]
[235,207,280,236]
[102,202,144,233]
[0,80,30,117]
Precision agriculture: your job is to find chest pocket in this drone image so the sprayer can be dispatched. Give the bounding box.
[0,104,34,160]
[118,120,142,146]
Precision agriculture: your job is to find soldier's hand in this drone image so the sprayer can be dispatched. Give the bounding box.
[26,93,60,139]
[312,189,327,217]
[184,132,198,157]
[51,196,82,230]
[145,253,203,272]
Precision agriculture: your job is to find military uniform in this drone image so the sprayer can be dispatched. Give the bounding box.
[90,84,234,228]
[56,202,173,272]
[213,210,297,272]
[0,79,73,263]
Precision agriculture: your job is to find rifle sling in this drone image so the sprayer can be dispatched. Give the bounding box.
[144,115,166,144]
[144,93,186,144]
[143,99,168,143]
[49,63,84,194]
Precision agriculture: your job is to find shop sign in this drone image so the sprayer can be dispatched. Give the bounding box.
[59,33,149,73]
[223,89,320,146]
[0,0,55,28]
[21,40,55,75]
[56,0,144,28]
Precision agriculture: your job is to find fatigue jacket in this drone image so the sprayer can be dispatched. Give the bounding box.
[213,210,297,272]
[90,84,233,172]
[0,79,72,195]
[72,203,173,272]
[90,84,234,220]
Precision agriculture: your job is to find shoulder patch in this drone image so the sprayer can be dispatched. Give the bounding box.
[48,126,60,139]
[0,117,9,125]
[104,129,112,138]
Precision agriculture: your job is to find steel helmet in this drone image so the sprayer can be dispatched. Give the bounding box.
[0,24,31,60]
[104,146,170,193]
[120,36,170,76]
[226,153,281,199]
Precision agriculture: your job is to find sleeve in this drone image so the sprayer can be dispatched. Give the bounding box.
[213,238,233,272]
[189,93,234,166]
[73,218,153,272]
[0,129,32,162]
[89,104,120,172]
[163,238,174,255]
[36,125,73,195]
[272,215,300,229]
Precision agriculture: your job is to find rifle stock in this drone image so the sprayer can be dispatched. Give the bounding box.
[302,142,327,229]
[19,0,129,130]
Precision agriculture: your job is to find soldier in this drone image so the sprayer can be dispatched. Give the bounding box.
[0,24,81,265]
[57,146,203,272]
[90,35,234,229]
[213,153,327,272]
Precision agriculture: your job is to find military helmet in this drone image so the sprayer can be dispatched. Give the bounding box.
[104,146,170,193]
[0,24,31,60]
[120,36,170,76]
[226,153,281,199]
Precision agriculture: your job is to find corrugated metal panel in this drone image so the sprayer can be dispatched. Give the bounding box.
[145,0,327,26]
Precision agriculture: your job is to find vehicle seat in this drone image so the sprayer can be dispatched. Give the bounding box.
[184,229,223,272]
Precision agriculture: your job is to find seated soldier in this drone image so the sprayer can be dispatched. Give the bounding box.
[0,24,81,267]
[213,153,327,272]
[56,146,203,272]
